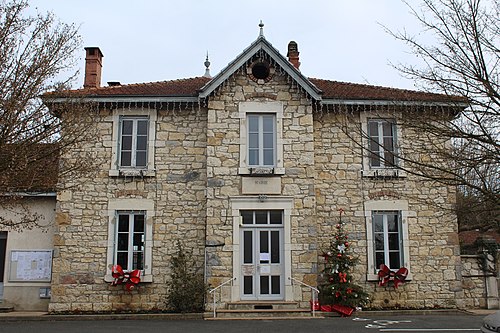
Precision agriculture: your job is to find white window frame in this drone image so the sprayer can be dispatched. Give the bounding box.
[238,102,284,175]
[115,211,146,271]
[372,211,403,270]
[367,119,397,168]
[360,113,406,178]
[363,200,413,281]
[247,114,276,167]
[105,199,154,283]
[108,109,156,177]
[119,117,149,169]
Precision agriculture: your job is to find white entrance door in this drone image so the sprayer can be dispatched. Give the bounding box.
[240,210,284,300]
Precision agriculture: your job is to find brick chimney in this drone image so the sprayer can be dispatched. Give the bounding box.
[287,41,300,70]
[84,47,104,89]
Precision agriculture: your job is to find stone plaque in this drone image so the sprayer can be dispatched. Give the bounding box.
[241,177,281,194]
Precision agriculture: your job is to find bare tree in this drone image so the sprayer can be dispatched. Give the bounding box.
[336,0,498,226]
[0,0,98,229]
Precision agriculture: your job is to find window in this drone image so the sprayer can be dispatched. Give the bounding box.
[364,200,412,281]
[373,211,402,270]
[368,119,396,168]
[238,101,284,174]
[108,110,156,177]
[120,117,148,168]
[105,199,154,282]
[116,211,145,271]
[247,114,276,167]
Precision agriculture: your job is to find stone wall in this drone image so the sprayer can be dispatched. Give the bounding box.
[314,111,463,309]
[50,108,207,313]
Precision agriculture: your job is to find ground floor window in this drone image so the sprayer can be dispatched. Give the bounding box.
[373,211,403,270]
[116,211,145,271]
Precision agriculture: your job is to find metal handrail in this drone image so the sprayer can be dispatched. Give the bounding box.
[288,276,320,317]
[208,277,236,318]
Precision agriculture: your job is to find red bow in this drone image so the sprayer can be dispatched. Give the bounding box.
[111,265,141,291]
[338,272,347,283]
[378,264,408,288]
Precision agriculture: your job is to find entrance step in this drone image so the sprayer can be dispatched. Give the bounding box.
[0,306,14,313]
[206,301,321,320]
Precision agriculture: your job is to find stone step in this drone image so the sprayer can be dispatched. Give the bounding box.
[226,301,300,310]
[0,306,14,313]
[210,308,315,319]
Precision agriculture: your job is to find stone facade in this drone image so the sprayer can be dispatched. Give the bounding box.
[49,35,467,313]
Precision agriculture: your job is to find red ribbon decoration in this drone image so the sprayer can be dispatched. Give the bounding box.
[338,272,347,283]
[111,265,141,291]
[377,264,408,288]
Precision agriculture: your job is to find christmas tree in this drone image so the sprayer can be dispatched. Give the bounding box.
[319,209,369,314]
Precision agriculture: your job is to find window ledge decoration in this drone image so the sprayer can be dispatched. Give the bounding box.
[111,265,141,292]
[362,169,406,178]
[377,264,408,288]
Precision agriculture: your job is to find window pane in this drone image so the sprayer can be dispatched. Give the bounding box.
[263,149,274,166]
[121,136,132,150]
[133,233,144,249]
[122,120,133,135]
[375,233,384,250]
[382,122,393,136]
[249,133,259,149]
[373,215,383,232]
[248,149,259,166]
[121,152,131,167]
[389,252,401,269]
[241,211,253,224]
[248,116,259,132]
[118,215,129,232]
[133,251,143,270]
[255,211,267,224]
[117,252,128,270]
[243,231,253,264]
[385,151,395,166]
[269,211,282,224]
[383,137,393,152]
[137,120,148,135]
[134,215,145,232]
[375,252,384,269]
[388,234,399,251]
[271,231,280,263]
[244,276,253,294]
[117,233,129,251]
[368,121,379,137]
[137,136,147,150]
[387,214,398,231]
[262,116,274,132]
[260,276,269,294]
[271,276,280,294]
[136,151,147,167]
[260,231,269,258]
[263,133,274,149]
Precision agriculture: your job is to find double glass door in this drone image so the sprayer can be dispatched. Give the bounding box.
[240,210,284,300]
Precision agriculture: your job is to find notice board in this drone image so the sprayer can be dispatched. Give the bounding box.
[8,250,53,282]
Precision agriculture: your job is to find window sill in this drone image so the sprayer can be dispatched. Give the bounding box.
[108,169,156,177]
[104,274,153,283]
[238,167,285,176]
[366,272,413,282]
[362,168,406,178]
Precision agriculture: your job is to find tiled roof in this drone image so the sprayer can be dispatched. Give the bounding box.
[309,78,465,103]
[0,144,59,193]
[62,77,211,97]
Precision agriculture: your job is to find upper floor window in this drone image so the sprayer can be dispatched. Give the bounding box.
[373,211,403,270]
[247,114,276,167]
[368,119,396,168]
[116,211,145,271]
[120,117,148,168]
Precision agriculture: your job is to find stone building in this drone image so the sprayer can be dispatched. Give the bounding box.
[47,27,467,313]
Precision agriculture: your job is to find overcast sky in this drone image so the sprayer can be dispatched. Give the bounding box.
[28,0,425,90]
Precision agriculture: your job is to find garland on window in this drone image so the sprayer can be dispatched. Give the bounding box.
[377,264,408,288]
[111,265,141,292]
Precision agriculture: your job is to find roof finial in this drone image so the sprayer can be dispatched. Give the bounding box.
[203,51,211,78]
[259,20,264,37]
